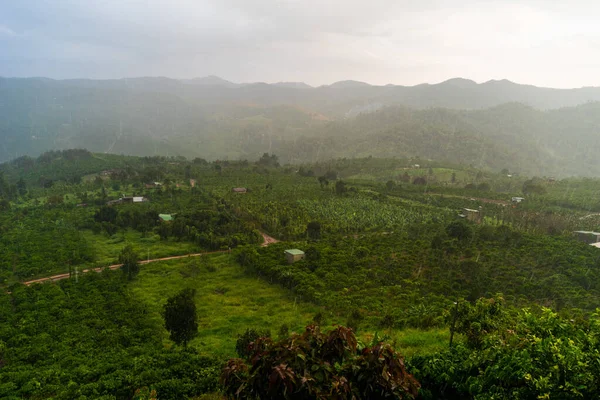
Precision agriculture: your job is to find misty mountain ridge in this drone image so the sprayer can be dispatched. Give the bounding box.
[3,75,600,177]
[5,75,600,113]
[181,75,242,88]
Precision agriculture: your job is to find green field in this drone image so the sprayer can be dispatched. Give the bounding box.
[130,253,449,358]
[82,229,199,266]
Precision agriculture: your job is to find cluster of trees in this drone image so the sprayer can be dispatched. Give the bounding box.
[156,209,262,250]
[257,152,280,168]
[0,272,221,399]
[0,207,93,280]
[236,220,600,329]
[7,151,600,399]
[92,198,261,250]
[93,205,160,236]
[412,296,600,399]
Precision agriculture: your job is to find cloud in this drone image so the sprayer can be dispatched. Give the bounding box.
[1,0,600,87]
[0,24,16,37]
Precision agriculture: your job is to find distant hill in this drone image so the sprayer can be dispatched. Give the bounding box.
[3,76,600,176]
[181,75,242,88]
[327,80,372,89]
[273,82,313,89]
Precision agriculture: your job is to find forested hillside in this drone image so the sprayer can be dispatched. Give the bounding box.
[3,77,600,177]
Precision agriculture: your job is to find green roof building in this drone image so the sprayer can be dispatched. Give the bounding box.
[284,249,305,264]
[158,214,173,222]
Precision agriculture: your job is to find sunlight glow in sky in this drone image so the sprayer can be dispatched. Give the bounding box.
[1,0,600,87]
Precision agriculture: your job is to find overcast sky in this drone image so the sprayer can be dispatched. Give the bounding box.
[1,0,600,87]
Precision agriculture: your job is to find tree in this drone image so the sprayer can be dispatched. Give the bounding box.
[318,176,329,189]
[323,170,338,180]
[16,178,26,196]
[477,182,491,191]
[412,176,427,185]
[163,288,198,347]
[335,180,347,195]
[118,244,140,280]
[47,194,64,206]
[399,172,411,183]
[257,153,280,168]
[0,198,10,211]
[522,179,546,195]
[235,328,271,359]
[446,221,473,241]
[451,172,456,184]
[94,206,118,223]
[307,221,321,240]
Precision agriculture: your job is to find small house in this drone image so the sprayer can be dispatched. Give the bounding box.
[573,231,600,244]
[232,187,248,194]
[511,197,525,203]
[190,179,196,187]
[158,214,173,222]
[284,249,305,264]
[108,196,148,205]
[462,208,482,223]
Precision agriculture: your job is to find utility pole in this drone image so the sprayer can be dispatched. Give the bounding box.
[449,299,459,348]
[75,266,79,284]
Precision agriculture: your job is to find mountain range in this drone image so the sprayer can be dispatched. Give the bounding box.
[2,76,600,177]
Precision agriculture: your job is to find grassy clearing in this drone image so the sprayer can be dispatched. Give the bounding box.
[131,253,324,357]
[388,328,450,357]
[82,229,199,266]
[130,253,450,359]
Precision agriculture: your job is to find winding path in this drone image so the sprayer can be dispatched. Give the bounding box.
[23,231,279,286]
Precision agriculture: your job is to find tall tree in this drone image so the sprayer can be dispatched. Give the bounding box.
[163,288,198,347]
[118,244,140,281]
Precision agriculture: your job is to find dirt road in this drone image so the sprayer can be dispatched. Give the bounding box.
[23,231,279,286]
[426,193,509,206]
[260,231,279,246]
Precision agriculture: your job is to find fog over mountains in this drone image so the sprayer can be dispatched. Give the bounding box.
[2,75,600,177]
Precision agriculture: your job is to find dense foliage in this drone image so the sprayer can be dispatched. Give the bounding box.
[0,272,220,399]
[222,325,420,399]
[412,297,600,399]
[3,152,600,398]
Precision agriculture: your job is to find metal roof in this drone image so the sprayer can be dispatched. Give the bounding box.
[284,249,305,255]
[159,214,173,221]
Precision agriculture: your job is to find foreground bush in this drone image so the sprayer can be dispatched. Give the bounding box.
[222,325,419,399]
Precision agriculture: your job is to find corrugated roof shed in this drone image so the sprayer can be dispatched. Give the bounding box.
[285,249,305,255]
[159,214,173,222]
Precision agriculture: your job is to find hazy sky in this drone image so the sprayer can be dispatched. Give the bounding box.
[2,0,600,87]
